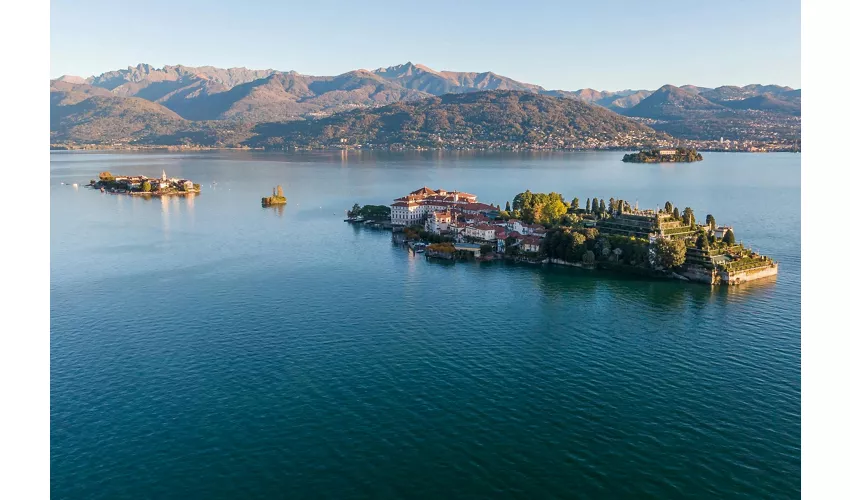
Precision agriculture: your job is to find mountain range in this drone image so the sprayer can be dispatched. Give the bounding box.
[50,62,801,147]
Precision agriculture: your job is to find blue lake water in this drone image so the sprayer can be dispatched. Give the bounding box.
[50,150,800,499]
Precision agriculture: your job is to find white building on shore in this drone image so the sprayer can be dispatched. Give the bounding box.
[391,186,478,226]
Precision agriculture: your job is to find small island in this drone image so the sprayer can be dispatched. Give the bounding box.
[623,148,703,163]
[90,170,200,195]
[261,185,288,207]
[352,186,777,286]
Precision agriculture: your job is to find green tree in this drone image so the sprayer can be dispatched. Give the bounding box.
[653,238,686,269]
[695,231,710,249]
[722,229,736,245]
[585,198,591,212]
[542,193,567,224]
[349,203,362,217]
[617,199,625,214]
[608,197,616,214]
[664,201,673,213]
[582,250,595,265]
[682,207,695,228]
[673,207,680,220]
[592,198,599,213]
[568,232,587,260]
[98,171,115,182]
[505,201,511,212]
[705,214,716,230]
[516,190,534,222]
[571,197,580,211]
[141,181,151,192]
[598,199,606,215]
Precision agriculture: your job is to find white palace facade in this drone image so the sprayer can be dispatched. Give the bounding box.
[390,187,479,226]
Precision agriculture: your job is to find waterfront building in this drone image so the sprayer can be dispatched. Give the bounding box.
[464,223,498,242]
[391,186,478,226]
[425,211,454,234]
[521,235,542,253]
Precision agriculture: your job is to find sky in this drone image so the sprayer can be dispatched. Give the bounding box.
[50,0,801,91]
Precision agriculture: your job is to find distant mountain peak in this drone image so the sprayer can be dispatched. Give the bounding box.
[55,75,86,84]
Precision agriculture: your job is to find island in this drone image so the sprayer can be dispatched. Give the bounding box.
[622,148,703,163]
[261,185,287,207]
[353,186,777,286]
[344,203,392,228]
[90,170,200,195]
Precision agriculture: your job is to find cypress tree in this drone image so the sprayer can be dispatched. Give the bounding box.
[722,229,735,245]
[696,231,709,249]
[586,198,591,212]
[592,198,599,213]
[673,207,680,220]
[505,201,511,212]
[664,201,673,213]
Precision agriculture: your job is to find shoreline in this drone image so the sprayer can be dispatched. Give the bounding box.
[418,248,779,286]
[52,145,801,154]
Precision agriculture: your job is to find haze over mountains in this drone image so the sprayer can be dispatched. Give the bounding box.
[50,62,801,147]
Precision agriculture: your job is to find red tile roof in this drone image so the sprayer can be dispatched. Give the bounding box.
[410,187,437,196]
[463,202,498,212]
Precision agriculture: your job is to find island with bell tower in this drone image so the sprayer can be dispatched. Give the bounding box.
[88,169,200,196]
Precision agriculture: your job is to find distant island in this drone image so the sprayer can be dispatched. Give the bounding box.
[623,148,703,163]
[90,170,199,195]
[261,185,287,206]
[50,63,800,152]
[353,186,778,286]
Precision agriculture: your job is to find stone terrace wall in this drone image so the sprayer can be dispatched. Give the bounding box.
[721,264,779,285]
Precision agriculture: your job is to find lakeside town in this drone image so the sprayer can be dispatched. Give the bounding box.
[348,186,778,285]
[89,170,200,196]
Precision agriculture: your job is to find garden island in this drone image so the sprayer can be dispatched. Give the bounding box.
[348,186,777,286]
[89,170,200,195]
[623,148,703,163]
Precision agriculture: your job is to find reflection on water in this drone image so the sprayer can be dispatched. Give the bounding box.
[160,195,170,237]
[513,260,780,310]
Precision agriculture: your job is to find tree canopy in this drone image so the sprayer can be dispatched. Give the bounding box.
[653,238,686,269]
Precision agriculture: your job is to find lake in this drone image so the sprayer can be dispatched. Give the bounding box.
[50,150,800,499]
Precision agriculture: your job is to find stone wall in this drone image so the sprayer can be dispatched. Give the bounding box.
[680,265,719,285]
[721,264,779,285]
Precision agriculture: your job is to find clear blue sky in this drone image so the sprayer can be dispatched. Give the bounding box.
[50,0,800,90]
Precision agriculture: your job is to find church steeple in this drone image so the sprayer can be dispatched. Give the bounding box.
[161,169,167,181]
